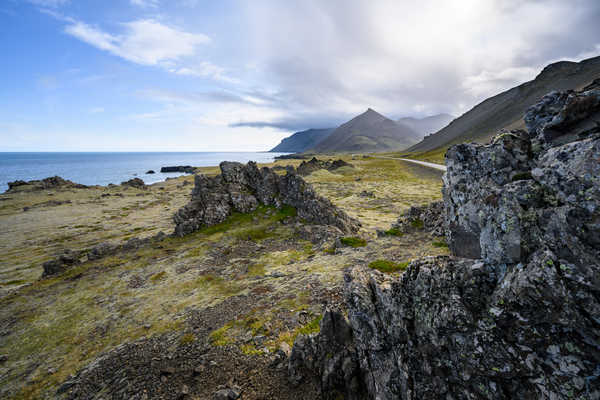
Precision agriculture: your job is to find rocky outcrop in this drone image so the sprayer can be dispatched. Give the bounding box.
[42,249,81,277]
[173,161,360,236]
[160,166,196,173]
[121,178,146,189]
[296,157,354,176]
[41,232,166,278]
[6,176,88,193]
[290,86,600,399]
[390,201,445,236]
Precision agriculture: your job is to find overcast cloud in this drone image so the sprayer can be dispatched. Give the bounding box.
[2,0,600,151]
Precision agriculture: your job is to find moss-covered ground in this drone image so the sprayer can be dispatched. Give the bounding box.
[0,155,448,399]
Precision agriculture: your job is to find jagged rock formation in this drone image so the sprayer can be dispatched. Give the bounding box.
[161,166,196,173]
[173,161,360,236]
[289,86,600,399]
[121,177,146,189]
[389,201,445,236]
[296,157,354,176]
[6,176,88,193]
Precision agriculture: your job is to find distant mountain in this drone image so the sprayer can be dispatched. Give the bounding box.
[313,108,421,153]
[270,128,334,153]
[409,55,600,153]
[397,114,454,137]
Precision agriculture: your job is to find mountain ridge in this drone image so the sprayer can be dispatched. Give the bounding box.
[408,55,600,153]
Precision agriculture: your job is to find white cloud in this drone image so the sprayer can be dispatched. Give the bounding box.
[64,19,210,66]
[130,0,159,8]
[170,62,239,83]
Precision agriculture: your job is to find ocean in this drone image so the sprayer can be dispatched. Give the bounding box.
[0,152,290,193]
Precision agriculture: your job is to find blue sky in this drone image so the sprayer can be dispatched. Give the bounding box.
[1,0,599,151]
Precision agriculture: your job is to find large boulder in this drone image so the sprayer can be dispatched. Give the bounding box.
[173,161,360,236]
[290,86,600,399]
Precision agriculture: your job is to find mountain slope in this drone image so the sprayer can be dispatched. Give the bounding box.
[397,113,454,136]
[270,128,334,152]
[409,55,600,153]
[314,108,420,153]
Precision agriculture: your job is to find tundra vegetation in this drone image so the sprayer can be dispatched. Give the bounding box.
[0,155,447,399]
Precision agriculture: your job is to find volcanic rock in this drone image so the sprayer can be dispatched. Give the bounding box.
[173,161,360,236]
[160,166,196,173]
[121,178,146,189]
[290,86,600,399]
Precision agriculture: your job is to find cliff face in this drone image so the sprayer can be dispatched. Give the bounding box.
[289,85,600,399]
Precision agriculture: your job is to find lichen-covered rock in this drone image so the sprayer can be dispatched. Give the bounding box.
[296,157,354,176]
[288,309,365,400]
[6,176,88,193]
[391,201,445,236]
[42,249,81,277]
[173,161,360,236]
[121,177,146,189]
[291,87,600,399]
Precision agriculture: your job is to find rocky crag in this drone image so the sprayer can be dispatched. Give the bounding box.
[174,161,361,236]
[6,176,88,193]
[296,157,354,176]
[289,85,600,398]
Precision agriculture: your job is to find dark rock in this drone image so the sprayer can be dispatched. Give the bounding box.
[213,386,241,400]
[391,201,445,236]
[6,176,87,193]
[291,87,600,399]
[288,309,366,400]
[121,178,146,189]
[0,354,7,363]
[173,161,360,236]
[87,242,119,261]
[160,166,196,173]
[296,157,354,176]
[42,249,81,277]
[146,170,155,174]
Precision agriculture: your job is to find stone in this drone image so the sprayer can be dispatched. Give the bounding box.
[87,242,119,261]
[296,157,354,176]
[146,170,155,174]
[290,86,600,399]
[42,249,81,277]
[6,176,87,193]
[121,178,146,189]
[213,387,241,400]
[160,166,196,173]
[391,200,445,236]
[173,161,360,236]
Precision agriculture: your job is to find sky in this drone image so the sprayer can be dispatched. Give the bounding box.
[1,0,599,151]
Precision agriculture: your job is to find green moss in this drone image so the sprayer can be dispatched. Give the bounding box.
[247,263,266,277]
[432,240,448,248]
[180,333,195,344]
[340,237,367,247]
[323,246,335,255]
[297,316,323,336]
[234,227,270,241]
[368,259,409,273]
[383,227,404,237]
[210,323,234,346]
[410,219,424,229]
[150,271,167,282]
[240,344,263,355]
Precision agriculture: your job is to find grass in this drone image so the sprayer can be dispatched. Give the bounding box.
[150,271,167,282]
[432,240,448,248]
[340,237,367,247]
[368,259,409,273]
[180,333,195,344]
[410,219,424,229]
[383,227,404,237]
